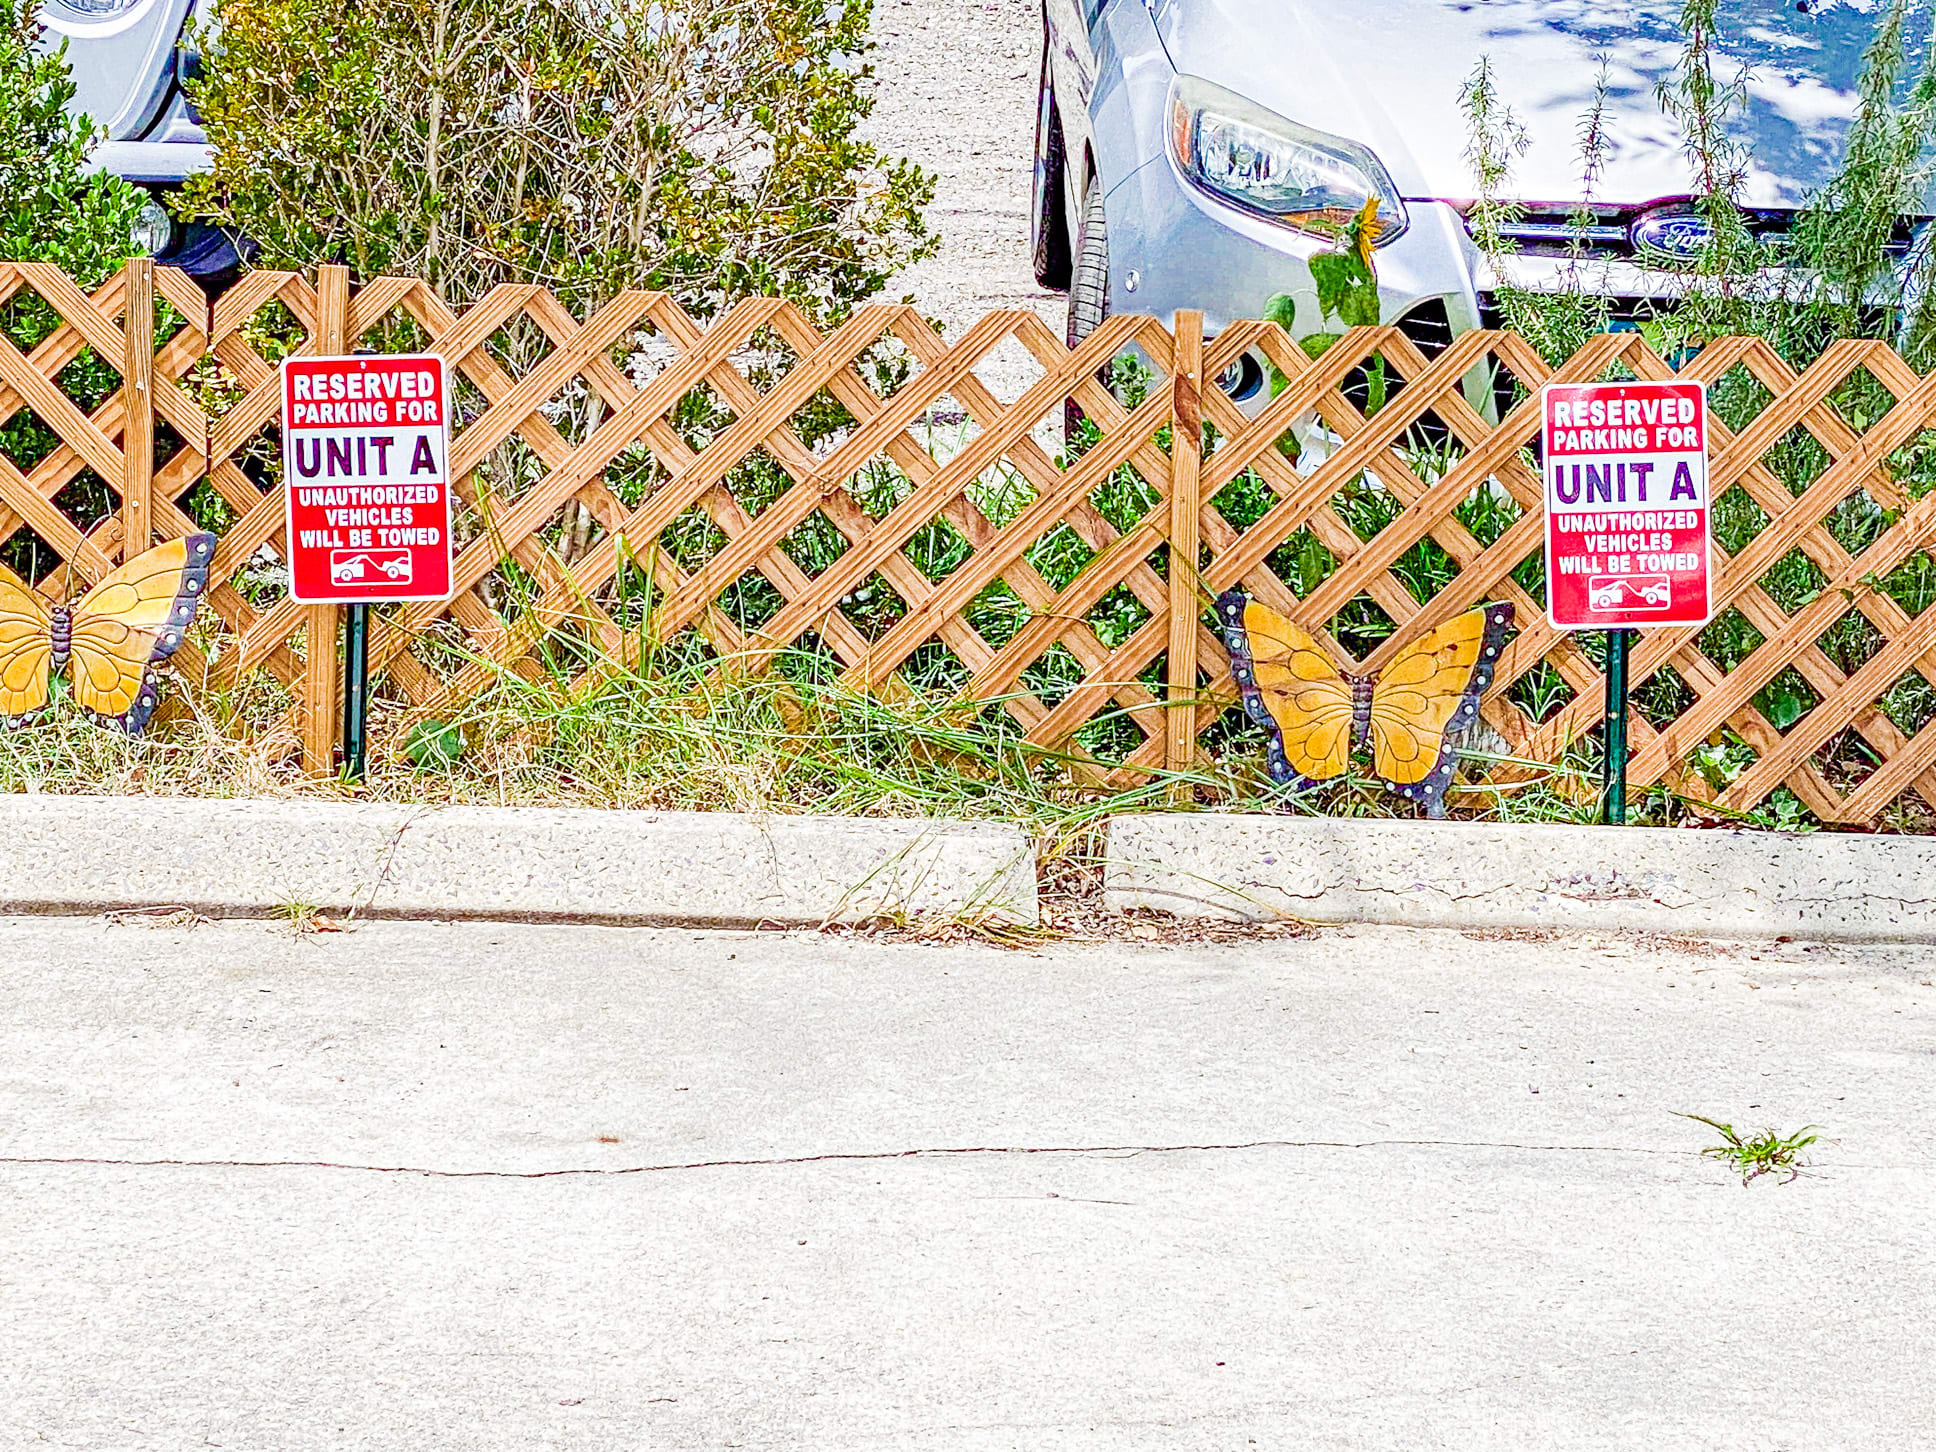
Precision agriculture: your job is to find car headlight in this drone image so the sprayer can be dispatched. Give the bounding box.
[1168,75,1408,246]
[132,196,174,257]
[58,0,149,12]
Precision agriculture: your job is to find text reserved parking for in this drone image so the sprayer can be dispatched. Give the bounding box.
[283,355,454,604]
[1542,379,1713,630]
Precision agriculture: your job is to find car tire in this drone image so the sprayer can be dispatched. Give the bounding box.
[1065,182,1110,444]
[1067,183,1108,349]
[1031,42,1072,290]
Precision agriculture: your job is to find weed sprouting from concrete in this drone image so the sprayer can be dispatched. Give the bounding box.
[270,898,341,936]
[1678,1113,1821,1185]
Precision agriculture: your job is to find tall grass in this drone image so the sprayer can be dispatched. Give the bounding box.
[3,644,1665,828]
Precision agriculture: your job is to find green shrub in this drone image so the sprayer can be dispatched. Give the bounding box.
[0,0,144,280]
[182,0,936,321]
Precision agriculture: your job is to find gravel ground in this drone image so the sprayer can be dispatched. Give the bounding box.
[864,0,1064,344]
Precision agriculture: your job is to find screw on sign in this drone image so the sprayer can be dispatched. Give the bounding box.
[1542,379,1715,825]
[282,355,454,604]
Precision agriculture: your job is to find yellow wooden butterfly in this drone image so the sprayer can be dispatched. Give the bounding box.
[0,533,217,734]
[1216,590,1512,816]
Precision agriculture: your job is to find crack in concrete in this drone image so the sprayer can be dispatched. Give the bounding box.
[0,1138,1680,1180]
[351,808,427,919]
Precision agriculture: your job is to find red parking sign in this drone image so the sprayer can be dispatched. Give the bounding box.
[1543,379,1713,630]
[283,354,453,604]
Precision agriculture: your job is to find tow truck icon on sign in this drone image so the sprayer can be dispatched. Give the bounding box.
[1588,575,1671,611]
[330,548,413,586]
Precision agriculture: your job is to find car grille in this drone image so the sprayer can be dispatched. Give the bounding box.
[1396,294,1665,356]
[1394,298,1456,358]
[1466,202,1919,262]
[1475,293,1664,332]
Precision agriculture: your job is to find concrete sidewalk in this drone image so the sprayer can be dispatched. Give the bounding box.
[2,917,1931,1448]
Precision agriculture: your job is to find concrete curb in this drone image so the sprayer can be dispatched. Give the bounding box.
[1104,814,1936,942]
[0,797,1038,927]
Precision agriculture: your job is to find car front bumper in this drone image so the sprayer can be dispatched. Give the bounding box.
[93,140,212,184]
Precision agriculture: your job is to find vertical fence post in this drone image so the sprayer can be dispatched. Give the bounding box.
[298,264,351,775]
[120,258,154,558]
[1165,310,1205,791]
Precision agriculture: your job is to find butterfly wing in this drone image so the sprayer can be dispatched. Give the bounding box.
[1367,603,1514,815]
[1215,589,1356,785]
[0,567,53,721]
[66,533,217,733]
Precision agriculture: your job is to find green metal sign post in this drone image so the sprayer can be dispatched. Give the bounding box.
[341,603,370,781]
[1603,627,1632,824]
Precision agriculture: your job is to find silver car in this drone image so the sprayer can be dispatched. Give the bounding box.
[1035,0,1909,400]
[42,0,237,276]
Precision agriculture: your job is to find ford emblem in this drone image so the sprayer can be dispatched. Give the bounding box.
[1630,210,1713,259]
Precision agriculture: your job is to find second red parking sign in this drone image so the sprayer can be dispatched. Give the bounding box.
[1542,379,1713,631]
[283,354,454,604]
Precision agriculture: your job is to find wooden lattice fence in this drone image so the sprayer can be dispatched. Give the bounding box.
[4,259,1936,826]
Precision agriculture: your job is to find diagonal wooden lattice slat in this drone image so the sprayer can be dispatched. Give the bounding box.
[4,262,1936,826]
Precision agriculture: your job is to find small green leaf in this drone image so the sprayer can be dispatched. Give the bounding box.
[1308,252,1362,322]
[1262,292,1299,332]
[404,718,466,770]
[1763,688,1806,729]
